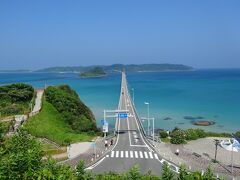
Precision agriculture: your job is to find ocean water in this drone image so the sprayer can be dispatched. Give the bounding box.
[1,69,240,133]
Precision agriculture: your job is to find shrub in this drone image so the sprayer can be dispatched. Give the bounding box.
[161,162,175,180]
[45,85,98,133]
[185,129,199,140]
[0,83,34,116]
[235,131,240,138]
[159,130,168,138]
[194,129,207,138]
[170,129,186,144]
[206,131,231,138]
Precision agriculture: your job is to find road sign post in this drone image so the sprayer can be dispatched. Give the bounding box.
[91,141,96,161]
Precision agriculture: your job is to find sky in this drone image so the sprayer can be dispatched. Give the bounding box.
[0,0,240,70]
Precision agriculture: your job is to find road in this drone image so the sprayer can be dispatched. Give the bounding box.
[87,72,167,175]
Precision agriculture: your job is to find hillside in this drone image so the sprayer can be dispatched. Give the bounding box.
[25,99,95,144]
[80,67,106,78]
[36,63,193,73]
[0,83,34,117]
[26,84,98,144]
[44,85,97,132]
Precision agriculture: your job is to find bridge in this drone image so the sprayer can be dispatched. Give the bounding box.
[87,72,178,175]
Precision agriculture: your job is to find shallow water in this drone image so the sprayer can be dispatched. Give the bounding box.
[1,69,240,133]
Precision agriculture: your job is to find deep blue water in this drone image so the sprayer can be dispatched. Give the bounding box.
[1,69,240,133]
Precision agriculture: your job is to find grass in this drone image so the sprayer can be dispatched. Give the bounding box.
[0,121,12,134]
[25,99,96,145]
[160,137,171,143]
[41,142,67,155]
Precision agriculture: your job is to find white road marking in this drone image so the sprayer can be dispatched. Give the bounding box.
[116,151,119,158]
[85,157,106,170]
[134,151,138,158]
[130,151,133,158]
[154,153,158,160]
[106,155,109,157]
[144,151,149,159]
[130,144,147,147]
[111,151,114,157]
[121,151,124,158]
[149,151,153,159]
[125,151,128,158]
[139,151,143,158]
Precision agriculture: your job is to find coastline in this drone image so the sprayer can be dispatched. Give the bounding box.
[1,69,240,133]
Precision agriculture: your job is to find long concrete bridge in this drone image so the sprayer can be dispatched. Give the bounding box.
[86,72,178,175]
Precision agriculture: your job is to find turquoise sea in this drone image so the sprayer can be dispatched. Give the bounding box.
[1,69,240,133]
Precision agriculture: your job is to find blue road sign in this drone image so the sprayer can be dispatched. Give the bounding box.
[101,119,107,125]
[118,113,128,118]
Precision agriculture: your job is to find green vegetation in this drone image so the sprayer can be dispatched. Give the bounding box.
[25,99,96,145]
[159,130,168,138]
[0,129,223,179]
[80,66,106,78]
[45,85,97,132]
[235,130,240,138]
[0,83,34,117]
[164,127,232,145]
[36,63,193,73]
[170,129,186,144]
[0,130,76,180]
[41,141,67,155]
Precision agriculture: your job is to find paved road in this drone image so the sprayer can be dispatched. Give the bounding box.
[87,72,166,175]
[32,89,44,113]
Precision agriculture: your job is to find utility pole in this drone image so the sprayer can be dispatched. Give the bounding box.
[144,102,150,136]
[152,117,155,142]
[214,139,219,163]
[103,110,106,139]
[132,88,134,105]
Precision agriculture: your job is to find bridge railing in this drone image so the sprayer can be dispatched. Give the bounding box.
[125,79,147,137]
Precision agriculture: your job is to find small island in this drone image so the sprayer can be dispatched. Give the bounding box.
[80,67,107,78]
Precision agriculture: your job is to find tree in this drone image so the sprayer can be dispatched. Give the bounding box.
[35,158,76,180]
[159,130,168,138]
[170,130,186,144]
[178,165,189,180]
[161,162,175,180]
[0,122,4,144]
[127,165,141,180]
[185,129,199,141]
[235,131,240,138]
[0,129,43,179]
[76,160,86,180]
[202,167,215,180]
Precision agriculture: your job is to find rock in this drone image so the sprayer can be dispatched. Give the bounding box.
[192,121,215,126]
[163,117,172,120]
[183,116,204,120]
